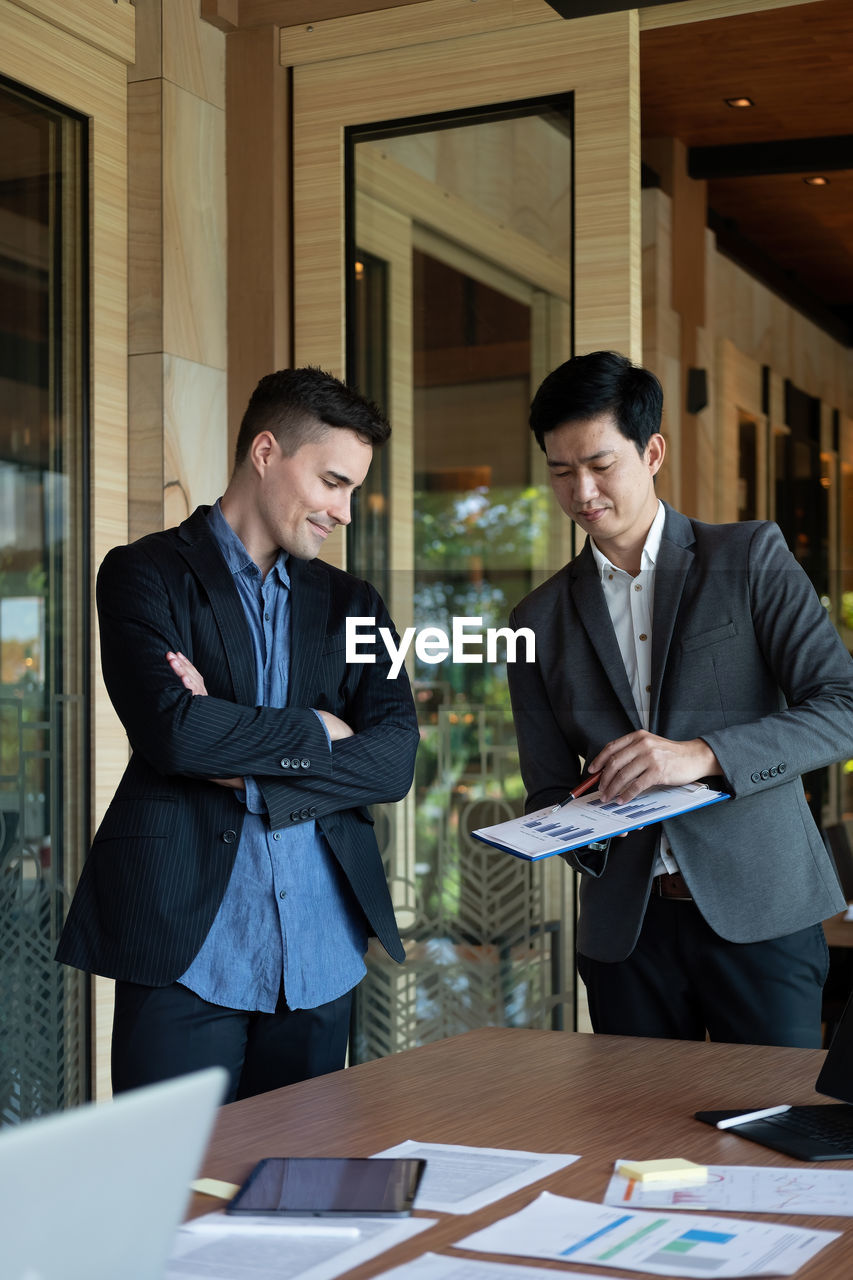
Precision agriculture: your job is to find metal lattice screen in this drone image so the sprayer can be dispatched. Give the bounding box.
[352,700,575,1061]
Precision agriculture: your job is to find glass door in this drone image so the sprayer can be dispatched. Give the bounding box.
[347,104,577,1059]
[0,78,88,1121]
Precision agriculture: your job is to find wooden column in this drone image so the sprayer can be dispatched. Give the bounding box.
[225,23,292,454]
[127,0,228,539]
[645,136,708,519]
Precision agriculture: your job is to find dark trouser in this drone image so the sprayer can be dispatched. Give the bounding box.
[577,893,829,1047]
[111,981,353,1102]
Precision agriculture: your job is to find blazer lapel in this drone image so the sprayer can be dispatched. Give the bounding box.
[569,542,642,731]
[176,508,256,704]
[287,557,329,706]
[649,504,695,732]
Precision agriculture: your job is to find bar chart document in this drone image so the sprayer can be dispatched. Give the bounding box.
[471,784,729,861]
[456,1191,839,1277]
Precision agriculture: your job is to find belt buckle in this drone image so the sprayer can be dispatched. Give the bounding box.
[655,872,692,900]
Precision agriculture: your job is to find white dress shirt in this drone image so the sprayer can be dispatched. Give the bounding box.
[589,500,675,875]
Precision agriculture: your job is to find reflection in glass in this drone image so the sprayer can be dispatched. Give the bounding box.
[0,78,88,1120]
[347,101,575,1058]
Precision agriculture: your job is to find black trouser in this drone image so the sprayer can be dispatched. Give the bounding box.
[577,894,829,1047]
[111,980,353,1101]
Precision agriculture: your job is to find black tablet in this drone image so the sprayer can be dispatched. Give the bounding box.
[226,1156,426,1217]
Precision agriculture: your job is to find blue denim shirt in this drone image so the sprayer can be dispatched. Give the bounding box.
[178,502,367,1012]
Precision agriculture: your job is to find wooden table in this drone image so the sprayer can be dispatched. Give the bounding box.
[193,1028,853,1279]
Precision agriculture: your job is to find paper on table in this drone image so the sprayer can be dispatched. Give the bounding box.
[455,1190,840,1277]
[605,1162,853,1217]
[165,1211,436,1280]
[376,1252,626,1280]
[471,783,729,861]
[370,1140,579,1214]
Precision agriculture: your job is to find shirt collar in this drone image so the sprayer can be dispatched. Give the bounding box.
[590,499,665,581]
[208,500,290,587]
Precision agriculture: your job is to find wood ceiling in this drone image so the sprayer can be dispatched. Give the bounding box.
[641,0,853,343]
[207,0,853,345]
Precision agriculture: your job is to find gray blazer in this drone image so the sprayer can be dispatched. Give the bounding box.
[507,504,852,962]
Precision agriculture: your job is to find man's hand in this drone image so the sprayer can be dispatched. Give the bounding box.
[166,650,208,696]
[315,709,355,740]
[589,731,721,804]
[165,650,243,788]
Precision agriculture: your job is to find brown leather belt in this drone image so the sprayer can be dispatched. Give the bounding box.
[653,871,692,900]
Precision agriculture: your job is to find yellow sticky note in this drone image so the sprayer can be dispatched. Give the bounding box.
[617,1158,707,1184]
[191,1177,241,1199]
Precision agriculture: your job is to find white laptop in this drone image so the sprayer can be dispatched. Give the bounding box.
[1,1066,227,1280]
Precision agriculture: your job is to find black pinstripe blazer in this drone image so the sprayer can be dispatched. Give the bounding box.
[56,506,419,985]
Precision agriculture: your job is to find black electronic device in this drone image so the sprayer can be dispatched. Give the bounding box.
[695,990,853,1160]
[226,1156,426,1216]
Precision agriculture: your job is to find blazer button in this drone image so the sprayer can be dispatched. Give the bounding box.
[750,771,760,784]
[290,811,300,822]
[778,762,786,774]
[300,758,310,769]
[769,765,778,777]
[760,769,769,780]
[290,758,301,769]
[300,807,311,820]
[222,829,237,844]
[280,758,291,769]
[309,807,317,818]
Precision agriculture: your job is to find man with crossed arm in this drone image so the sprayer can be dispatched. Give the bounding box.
[58,368,418,1099]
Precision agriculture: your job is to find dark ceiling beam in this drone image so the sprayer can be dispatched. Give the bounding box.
[690,136,853,180]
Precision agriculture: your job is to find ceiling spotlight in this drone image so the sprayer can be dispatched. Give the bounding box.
[725,96,754,108]
[804,176,829,186]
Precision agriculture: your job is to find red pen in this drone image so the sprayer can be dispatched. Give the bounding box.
[571,772,601,799]
[549,772,602,813]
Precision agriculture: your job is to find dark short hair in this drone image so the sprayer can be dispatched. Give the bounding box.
[529,351,663,454]
[233,366,390,468]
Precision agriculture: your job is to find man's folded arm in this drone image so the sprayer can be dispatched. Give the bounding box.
[96,545,331,781]
[257,597,419,825]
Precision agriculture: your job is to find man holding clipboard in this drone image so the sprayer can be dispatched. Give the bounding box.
[507,351,853,1046]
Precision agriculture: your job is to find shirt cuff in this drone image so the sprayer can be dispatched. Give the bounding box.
[312,708,333,748]
[242,776,267,815]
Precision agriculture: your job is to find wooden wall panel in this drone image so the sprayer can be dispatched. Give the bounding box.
[644,182,851,532]
[292,10,641,377]
[641,187,680,511]
[225,23,291,449]
[8,0,134,61]
[281,0,559,67]
[164,0,226,108]
[128,78,163,356]
[162,80,226,370]
[128,0,227,542]
[163,354,228,523]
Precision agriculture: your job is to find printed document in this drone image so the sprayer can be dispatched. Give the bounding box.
[605,1161,853,1217]
[471,784,728,860]
[165,1212,436,1280]
[455,1190,840,1276]
[377,1253,626,1280]
[371,1140,579,1213]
